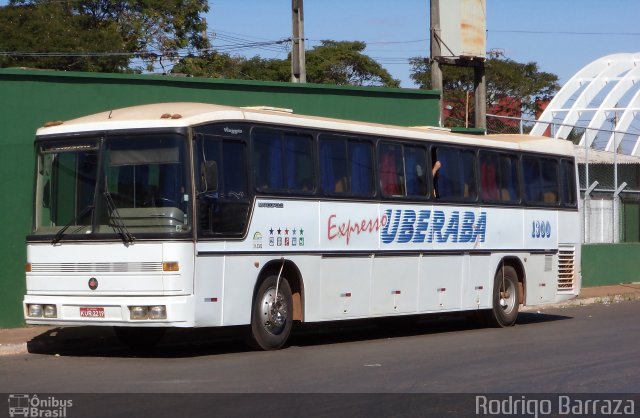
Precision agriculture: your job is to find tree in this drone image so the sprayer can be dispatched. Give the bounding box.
[0,2,130,71]
[305,41,399,87]
[172,40,400,88]
[0,0,209,72]
[172,52,290,81]
[409,57,560,126]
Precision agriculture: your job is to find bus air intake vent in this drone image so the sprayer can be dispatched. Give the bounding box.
[29,262,163,273]
[557,246,575,291]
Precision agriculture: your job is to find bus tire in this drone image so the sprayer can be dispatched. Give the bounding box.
[114,327,166,350]
[487,265,520,327]
[248,275,293,350]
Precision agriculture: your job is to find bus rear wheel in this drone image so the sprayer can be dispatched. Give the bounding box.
[248,275,293,350]
[487,265,520,327]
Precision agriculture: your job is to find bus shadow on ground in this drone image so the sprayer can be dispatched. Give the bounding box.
[25,311,572,358]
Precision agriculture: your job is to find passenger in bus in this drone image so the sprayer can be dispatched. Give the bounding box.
[431,160,441,197]
[334,177,348,193]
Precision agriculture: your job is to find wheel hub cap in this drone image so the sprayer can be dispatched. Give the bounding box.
[260,288,288,334]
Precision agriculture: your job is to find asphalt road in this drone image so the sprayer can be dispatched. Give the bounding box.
[1,302,638,417]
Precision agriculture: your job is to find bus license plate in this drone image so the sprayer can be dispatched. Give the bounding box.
[80,307,105,318]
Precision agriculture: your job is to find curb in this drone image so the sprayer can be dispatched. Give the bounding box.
[0,343,28,356]
[521,292,640,312]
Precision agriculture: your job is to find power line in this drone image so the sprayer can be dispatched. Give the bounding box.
[307,38,428,45]
[490,29,640,36]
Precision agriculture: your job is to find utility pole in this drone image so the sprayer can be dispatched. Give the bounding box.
[430,0,486,130]
[474,64,486,129]
[430,0,443,126]
[291,0,306,83]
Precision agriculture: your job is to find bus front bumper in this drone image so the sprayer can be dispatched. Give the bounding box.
[23,294,194,327]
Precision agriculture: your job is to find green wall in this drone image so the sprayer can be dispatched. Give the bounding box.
[0,69,439,328]
[581,243,640,286]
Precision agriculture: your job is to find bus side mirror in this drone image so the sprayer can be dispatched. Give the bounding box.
[201,161,218,193]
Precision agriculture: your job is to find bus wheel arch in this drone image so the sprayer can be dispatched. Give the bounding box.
[257,259,304,322]
[500,256,526,306]
[247,259,304,350]
[487,257,523,327]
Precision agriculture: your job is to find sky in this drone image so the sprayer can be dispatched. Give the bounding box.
[206,0,640,88]
[1,0,640,88]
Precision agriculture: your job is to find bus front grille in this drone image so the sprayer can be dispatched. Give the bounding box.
[557,246,576,291]
[30,262,163,273]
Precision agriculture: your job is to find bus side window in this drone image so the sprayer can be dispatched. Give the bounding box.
[523,156,559,205]
[378,142,404,196]
[500,154,520,203]
[540,158,559,204]
[283,133,314,192]
[433,146,477,201]
[253,130,284,191]
[480,151,520,203]
[252,129,314,193]
[320,138,348,193]
[405,145,428,197]
[348,141,374,195]
[480,152,500,200]
[560,159,577,206]
[320,135,374,196]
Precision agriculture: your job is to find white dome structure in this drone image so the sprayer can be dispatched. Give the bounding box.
[531,53,640,155]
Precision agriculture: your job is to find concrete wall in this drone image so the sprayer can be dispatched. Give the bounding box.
[581,243,640,287]
[0,69,439,328]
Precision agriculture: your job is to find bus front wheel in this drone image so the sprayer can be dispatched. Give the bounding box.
[248,275,293,350]
[487,265,520,327]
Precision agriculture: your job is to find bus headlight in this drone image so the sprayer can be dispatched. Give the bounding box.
[28,304,43,318]
[43,304,57,318]
[148,306,167,320]
[129,306,149,320]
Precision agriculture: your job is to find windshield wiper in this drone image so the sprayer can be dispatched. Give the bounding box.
[51,204,94,245]
[103,191,135,246]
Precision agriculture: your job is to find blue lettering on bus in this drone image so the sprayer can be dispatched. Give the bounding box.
[413,210,430,243]
[531,220,551,238]
[381,209,486,244]
[397,210,416,243]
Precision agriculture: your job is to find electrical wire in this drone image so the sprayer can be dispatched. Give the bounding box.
[489,29,640,36]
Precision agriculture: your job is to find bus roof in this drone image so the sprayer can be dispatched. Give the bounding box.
[36,102,574,156]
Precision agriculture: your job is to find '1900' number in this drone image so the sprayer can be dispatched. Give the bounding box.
[532,221,551,238]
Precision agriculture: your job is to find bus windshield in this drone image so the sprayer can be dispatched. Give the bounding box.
[32,133,192,239]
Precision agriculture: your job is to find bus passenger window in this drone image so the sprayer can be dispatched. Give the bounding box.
[252,129,314,193]
[283,133,314,191]
[433,146,477,201]
[480,152,500,200]
[252,130,284,191]
[523,156,559,205]
[348,141,374,195]
[320,138,348,193]
[500,154,520,203]
[405,145,428,197]
[378,143,404,196]
[560,159,577,206]
[480,151,520,203]
[320,135,374,196]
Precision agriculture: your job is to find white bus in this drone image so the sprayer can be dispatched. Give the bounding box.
[24,102,581,350]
